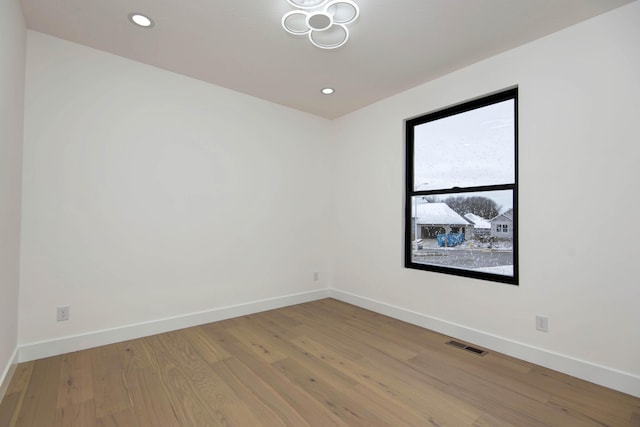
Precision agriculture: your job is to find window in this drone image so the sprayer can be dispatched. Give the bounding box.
[405,88,518,285]
[497,224,508,233]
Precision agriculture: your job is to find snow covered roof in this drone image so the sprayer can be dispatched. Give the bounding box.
[415,203,471,225]
[464,213,491,229]
[491,208,513,223]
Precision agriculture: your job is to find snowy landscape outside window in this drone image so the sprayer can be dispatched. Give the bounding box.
[404,88,518,285]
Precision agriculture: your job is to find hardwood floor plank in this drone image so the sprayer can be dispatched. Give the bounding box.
[0,362,34,427]
[117,339,155,372]
[1,299,638,426]
[219,318,421,426]
[547,394,635,426]
[225,323,289,364]
[144,330,265,426]
[209,358,303,427]
[235,319,359,388]
[54,399,97,427]
[289,333,480,425]
[472,412,526,427]
[0,392,20,427]
[409,347,550,403]
[349,383,438,427]
[181,327,232,364]
[140,337,214,426]
[14,355,63,427]
[141,333,239,426]
[258,309,303,328]
[272,356,415,427]
[89,344,132,419]
[124,367,182,427]
[57,351,94,408]
[287,303,421,361]
[526,364,640,407]
[95,408,140,427]
[5,362,34,396]
[201,322,350,426]
[408,350,563,426]
[242,311,303,342]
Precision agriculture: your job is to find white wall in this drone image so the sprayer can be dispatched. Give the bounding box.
[330,2,640,394]
[19,32,332,350]
[0,0,26,393]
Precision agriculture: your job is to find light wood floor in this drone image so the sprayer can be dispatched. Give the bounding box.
[1,299,638,426]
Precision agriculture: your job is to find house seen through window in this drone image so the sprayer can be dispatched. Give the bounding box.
[405,88,518,285]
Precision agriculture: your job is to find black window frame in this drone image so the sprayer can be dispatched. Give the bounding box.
[404,88,519,285]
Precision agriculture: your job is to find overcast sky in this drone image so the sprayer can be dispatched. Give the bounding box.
[413,99,515,193]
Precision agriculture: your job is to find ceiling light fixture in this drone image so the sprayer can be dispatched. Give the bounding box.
[128,13,154,28]
[321,88,335,95]
[282,0,359,49]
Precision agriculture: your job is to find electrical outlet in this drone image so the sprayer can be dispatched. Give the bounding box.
[536,315,548,332]
[57,306,70,322]
[313,272,319,281]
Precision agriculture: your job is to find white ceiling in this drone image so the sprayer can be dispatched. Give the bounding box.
[20,0,635,119]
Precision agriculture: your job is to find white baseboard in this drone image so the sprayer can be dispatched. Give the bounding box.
[0,347,19,402]
[19,289,330,363]
[329,289,640,398]
[16,287,640,398]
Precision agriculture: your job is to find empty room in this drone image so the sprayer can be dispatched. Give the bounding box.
[1,0,639,425]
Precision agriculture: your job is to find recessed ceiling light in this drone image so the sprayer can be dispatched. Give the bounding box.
[321,88,335,95]
[128,13,154,28]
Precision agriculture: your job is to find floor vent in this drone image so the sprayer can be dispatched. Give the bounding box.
[446,340,488,356]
